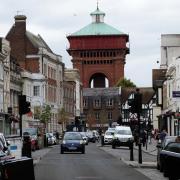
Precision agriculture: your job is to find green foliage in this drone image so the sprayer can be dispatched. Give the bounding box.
[58,107,68,131]
[58,108,68,124]
[116,77,136,88]
[40,105,51,124]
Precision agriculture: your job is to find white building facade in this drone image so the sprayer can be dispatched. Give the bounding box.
[160,34,180,136]
[0,38,11,134]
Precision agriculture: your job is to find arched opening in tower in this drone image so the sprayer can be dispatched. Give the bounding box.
[89,73,109,88]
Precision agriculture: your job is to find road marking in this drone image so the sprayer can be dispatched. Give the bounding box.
[75,176,102,179]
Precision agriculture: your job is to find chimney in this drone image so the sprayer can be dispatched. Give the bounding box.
[14,15,27,34]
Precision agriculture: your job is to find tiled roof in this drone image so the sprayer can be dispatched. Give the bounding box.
[83,87,121,97]
[26,31,53,53]
[152,69,167,88]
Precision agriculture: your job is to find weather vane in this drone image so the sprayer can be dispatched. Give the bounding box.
[97,0,100,9]
[16,10,23,15]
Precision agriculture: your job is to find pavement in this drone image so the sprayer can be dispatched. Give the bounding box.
[98,138,158,169]
[134,138,158,156]
[32,146,54,165]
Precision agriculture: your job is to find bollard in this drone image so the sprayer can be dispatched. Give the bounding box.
[130,142,134,161]
[44,134,48,147]
[101,135,104,146]
[22,134,31,158]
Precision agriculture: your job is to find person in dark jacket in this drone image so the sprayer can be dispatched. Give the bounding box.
[159,129,167,141]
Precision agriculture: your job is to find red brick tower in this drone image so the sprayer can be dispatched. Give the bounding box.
[67,7,129,88]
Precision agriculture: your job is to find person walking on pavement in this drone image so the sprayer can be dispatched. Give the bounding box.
[159,129,167,142]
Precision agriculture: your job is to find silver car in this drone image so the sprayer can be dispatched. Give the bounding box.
[104,131,114,145]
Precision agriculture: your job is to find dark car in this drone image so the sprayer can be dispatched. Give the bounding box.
[160,142,180,179]
[86,131,96,143]
[60,132,85,154]
[156,136,176,171]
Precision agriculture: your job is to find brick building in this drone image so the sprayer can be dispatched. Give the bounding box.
[67,6,129,128]
[67,6,129,88]
[6,15,64,133]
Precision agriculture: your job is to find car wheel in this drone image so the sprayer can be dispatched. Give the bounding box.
[82,148,85,154]
[112,144,116,149]
[61,149,64,154]
[163,163,169,177]
[160,163,163,172]
[157,163,160,170]
[169,176,178,180]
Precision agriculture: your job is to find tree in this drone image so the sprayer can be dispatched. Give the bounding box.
[58,108,68,132]
[116,77,136,88]
[40,105,51,131]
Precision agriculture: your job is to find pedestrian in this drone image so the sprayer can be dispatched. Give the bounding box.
[159,129,167,141]
[151,128,155,139]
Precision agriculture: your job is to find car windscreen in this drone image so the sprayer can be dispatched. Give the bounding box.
[80,132,86,136]
[105,132,114,135]
[164,142,180,153]
[116,130,131,135]
[64,133,82,140]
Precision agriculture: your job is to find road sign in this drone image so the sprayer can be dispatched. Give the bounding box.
[172,91,180,98]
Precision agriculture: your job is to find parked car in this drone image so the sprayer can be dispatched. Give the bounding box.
[156,136,177,171]
[104,130,115,145]
[23,128,39,150]
[159,141,180,179]
[79,132,89,145]
[0,133,10,156]
[112,126,134,149]
[92,130,100,142]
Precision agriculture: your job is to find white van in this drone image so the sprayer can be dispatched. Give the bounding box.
[112,126,134,149]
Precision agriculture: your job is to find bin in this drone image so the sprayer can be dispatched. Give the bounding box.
[0,157,35,180]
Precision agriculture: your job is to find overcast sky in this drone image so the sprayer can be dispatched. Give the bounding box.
[0,0,179,87]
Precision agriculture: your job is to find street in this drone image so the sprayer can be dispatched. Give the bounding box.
[35,143,152,180]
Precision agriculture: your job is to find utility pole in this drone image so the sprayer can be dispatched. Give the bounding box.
[134,88,142,164]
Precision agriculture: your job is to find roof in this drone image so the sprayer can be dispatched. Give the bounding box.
[26,31,53,53]
[70,7,126,37]
[70,22,126,36]
[90,8,105,16]
[83,87,121,97]
[121,87,155,104]
[152,69,167,88]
